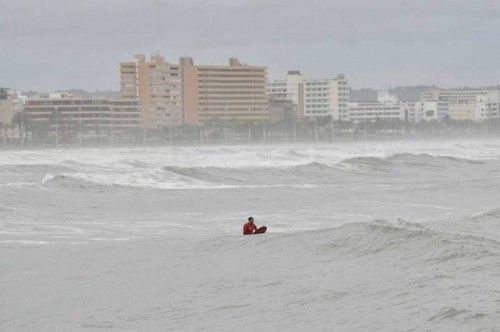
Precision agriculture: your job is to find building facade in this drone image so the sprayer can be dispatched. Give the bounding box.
[377,90,399,104]
[267,71,349,121]
[120,54,181,128]
[24,95,141,142]
[484,90,500,119]
[0,90,16,128]
[405,101,439,122]
[419,88,500,121]
[0,89,25,139]
[348,102,404,122]
[268,98,297,123]
[180,57,268,125]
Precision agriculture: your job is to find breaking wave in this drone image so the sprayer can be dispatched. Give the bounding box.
[340,153,487,171]
[0,150,497,191]
[205,215,500,272]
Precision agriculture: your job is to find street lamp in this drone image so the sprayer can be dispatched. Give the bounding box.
[224,107,228,143]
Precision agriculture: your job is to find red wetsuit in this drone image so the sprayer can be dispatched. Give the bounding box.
[243,222,257,235]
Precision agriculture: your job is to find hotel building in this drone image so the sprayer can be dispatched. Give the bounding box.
[180,57,268,125]
[419,88,500,121]
[120,54,181,128]
[405,101,439,122]
[24,94,141,141]
[348,102,405,122]
[267,71,349,121]
[0,89,16,127]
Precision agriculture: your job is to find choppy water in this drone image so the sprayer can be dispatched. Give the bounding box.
[1,139,500,330]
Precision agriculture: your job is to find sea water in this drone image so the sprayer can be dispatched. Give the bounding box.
[1,139,500,330]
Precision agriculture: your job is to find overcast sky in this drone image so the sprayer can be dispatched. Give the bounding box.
[1,0,500,92]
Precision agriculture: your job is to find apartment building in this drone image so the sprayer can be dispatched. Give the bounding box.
[348,102,404,122]
[419,88,500,121]
[0,89,16,127]
[0,89,25,139]
[267,71,349,121]
[377,90,399,104]
[484,90,500,119]
[405,101,439,122]
[120,53,181,128]
[24,95,141,141]
[180,57,268,125]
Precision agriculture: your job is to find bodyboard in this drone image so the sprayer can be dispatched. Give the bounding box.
[254,226,267,234]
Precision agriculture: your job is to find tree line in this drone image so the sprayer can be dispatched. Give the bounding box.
[3,112,500,147]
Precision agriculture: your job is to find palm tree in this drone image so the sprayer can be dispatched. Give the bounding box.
[0,88,8,100]
[12,111,26,144]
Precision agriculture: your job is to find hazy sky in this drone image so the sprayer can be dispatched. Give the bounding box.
[2,0,500,92]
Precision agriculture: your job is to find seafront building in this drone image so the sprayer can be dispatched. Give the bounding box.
[268,98,297,123]
[347,91,440,123]
[120,54,181,128]
[347,91,404,122]
[485,92,500,118]
[0,88,25,140]
[0,89,17,128]
[376,90,399,105]
[419,88,500,121]
[267,71,349,121]
[348,88,500,123]
[347,88,500,123]
[180,57,269,125]
[24,94,141,142]
[405,101,439,122]
[348,102,405,122]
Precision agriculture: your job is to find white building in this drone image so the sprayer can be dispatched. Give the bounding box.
[377,90,399,104]
[267,71,349,121]
[419,88,500,121]
[0,89,26,139]
[485,90,500,119]
[49,92,73,99]
[405,101,439,122]
[348,102,404,122]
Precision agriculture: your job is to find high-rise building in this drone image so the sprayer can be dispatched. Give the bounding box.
[0,89,16,127]
[180,57,268,125]
[0,89,24,136]
[120,54,181,128]
[267,71,349,121]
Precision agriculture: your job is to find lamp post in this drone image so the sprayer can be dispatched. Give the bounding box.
[169,108,173,145]
[78,107,83,145]
[224,108,228,144]
[199,107,203,144]
[262,118,266,143]
[293,108,297,143]
[247,108,252,143]
[330,113,335,144]
[52,109,59,146]
[110,106,115,146]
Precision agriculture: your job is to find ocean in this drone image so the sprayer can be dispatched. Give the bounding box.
[1,139,500,330]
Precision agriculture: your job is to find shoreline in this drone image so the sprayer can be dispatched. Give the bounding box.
[0,134,499,152]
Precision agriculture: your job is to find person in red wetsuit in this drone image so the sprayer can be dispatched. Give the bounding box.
[243,216,258,235]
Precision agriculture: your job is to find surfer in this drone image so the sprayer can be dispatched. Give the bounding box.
[243,217,267,235]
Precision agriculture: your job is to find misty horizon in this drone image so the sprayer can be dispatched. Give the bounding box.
[2,0,500,92]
